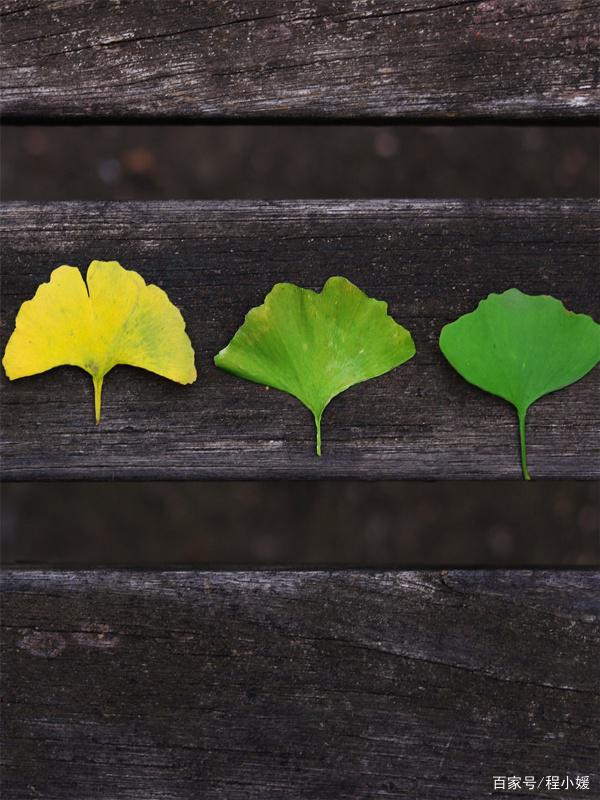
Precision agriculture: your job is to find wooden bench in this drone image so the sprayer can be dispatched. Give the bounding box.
[2,0,597,121]
[1,2,599,798]
[4,569,599,797]
[1,199,598,480]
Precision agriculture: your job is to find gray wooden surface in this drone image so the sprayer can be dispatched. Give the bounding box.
[1,200,599,480]
[2,569,599,799]
[1,0,598,121]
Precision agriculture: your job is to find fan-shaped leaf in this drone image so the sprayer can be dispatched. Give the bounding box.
[2,260,196,421]
[439,288,600,479]
[215,276,416,455]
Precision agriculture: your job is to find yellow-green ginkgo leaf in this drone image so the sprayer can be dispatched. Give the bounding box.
[215,276,416,455]
[2,260,197,422]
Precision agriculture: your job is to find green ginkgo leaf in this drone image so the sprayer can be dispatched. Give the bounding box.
[214,276,416,455]
[439,288,600,479]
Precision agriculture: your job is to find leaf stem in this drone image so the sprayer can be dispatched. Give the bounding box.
[314,413,322,457]
[517,407,531,481]
[93,375,104,424]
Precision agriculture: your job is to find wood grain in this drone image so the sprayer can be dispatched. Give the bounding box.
[1,0,598,121]
[2,569,599,799]
[1,200,598,480]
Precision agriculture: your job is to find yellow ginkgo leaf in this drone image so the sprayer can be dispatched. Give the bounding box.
[2,260,197,422]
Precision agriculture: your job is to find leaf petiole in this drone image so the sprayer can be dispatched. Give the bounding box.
[93,374,104,425]
[314,412,322,457]
[517,406,531,481]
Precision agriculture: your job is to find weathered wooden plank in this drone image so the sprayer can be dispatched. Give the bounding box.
[2,569,599,799]
[1,0,598,121]
[1,200,598,480]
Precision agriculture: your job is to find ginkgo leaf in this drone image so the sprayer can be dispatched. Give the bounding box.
[2,260,196,422]
[439,288,600,479]
[214,276,416,455]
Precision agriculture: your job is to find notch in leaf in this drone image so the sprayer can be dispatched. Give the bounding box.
[214,276,416,455]
[2,260,197,422]
[439,288,600,479]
